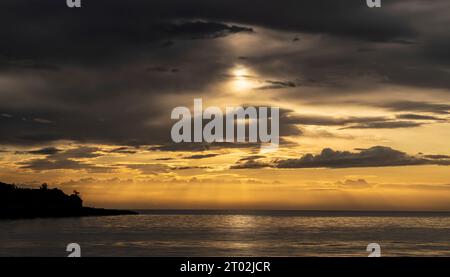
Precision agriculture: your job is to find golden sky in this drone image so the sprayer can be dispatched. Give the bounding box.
[1,1,450,210]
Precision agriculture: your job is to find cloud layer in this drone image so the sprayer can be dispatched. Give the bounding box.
[232,146,450,169]
[0,0,449,154]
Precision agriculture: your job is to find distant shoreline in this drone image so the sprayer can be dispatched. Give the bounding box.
[0,181,138,220]
[133,209,450,217]
[0,207,138,220]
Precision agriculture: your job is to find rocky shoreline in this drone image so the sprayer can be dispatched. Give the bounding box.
[0,182,138,219]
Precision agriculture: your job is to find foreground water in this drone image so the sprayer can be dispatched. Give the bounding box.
[1,210,449,256]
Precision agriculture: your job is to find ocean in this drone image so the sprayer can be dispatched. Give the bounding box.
[1,210,449,257]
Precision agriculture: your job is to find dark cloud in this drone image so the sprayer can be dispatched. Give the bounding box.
[0,2,258,147]
[146,107,297,150]
[376,101,450,115]
[27,147,62,155]
[257,80,296,90]
[15,146,100,158]
[154,157,174,161]
[0,1,254,65]
[232,145,450,170]
[281,113,435,129]
[108,147,138,154]
[396,114,447,121]
[184,154,219,159]
[18,158,113,173]
[0,0,449,149]
[164,0,416,42]
[16,146,110,172]
[424,155,450,160]
[149,142,260,152]
[146,66,180,74]
[0,59,60,72]
[231,159,269,169]
[161,21,253,40]
[231,155,270,169]
[341,121,423,129]
[53,147,102,159]
[0,0,415,64]
[0,106,173,146]
[275,146,450,169]
[423,36,450,65]
[240,1,450,91]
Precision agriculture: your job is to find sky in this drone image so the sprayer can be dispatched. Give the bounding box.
[1,0,450,210]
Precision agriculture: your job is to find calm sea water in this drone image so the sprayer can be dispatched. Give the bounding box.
[1,210,449,257]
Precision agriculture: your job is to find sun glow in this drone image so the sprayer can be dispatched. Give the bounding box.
[230,66,254,91]
[233,67,248,78]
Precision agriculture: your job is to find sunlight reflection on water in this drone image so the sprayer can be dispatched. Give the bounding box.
[1,213,449,256]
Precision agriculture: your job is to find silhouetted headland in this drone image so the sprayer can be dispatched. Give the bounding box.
[0,182,137,219]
